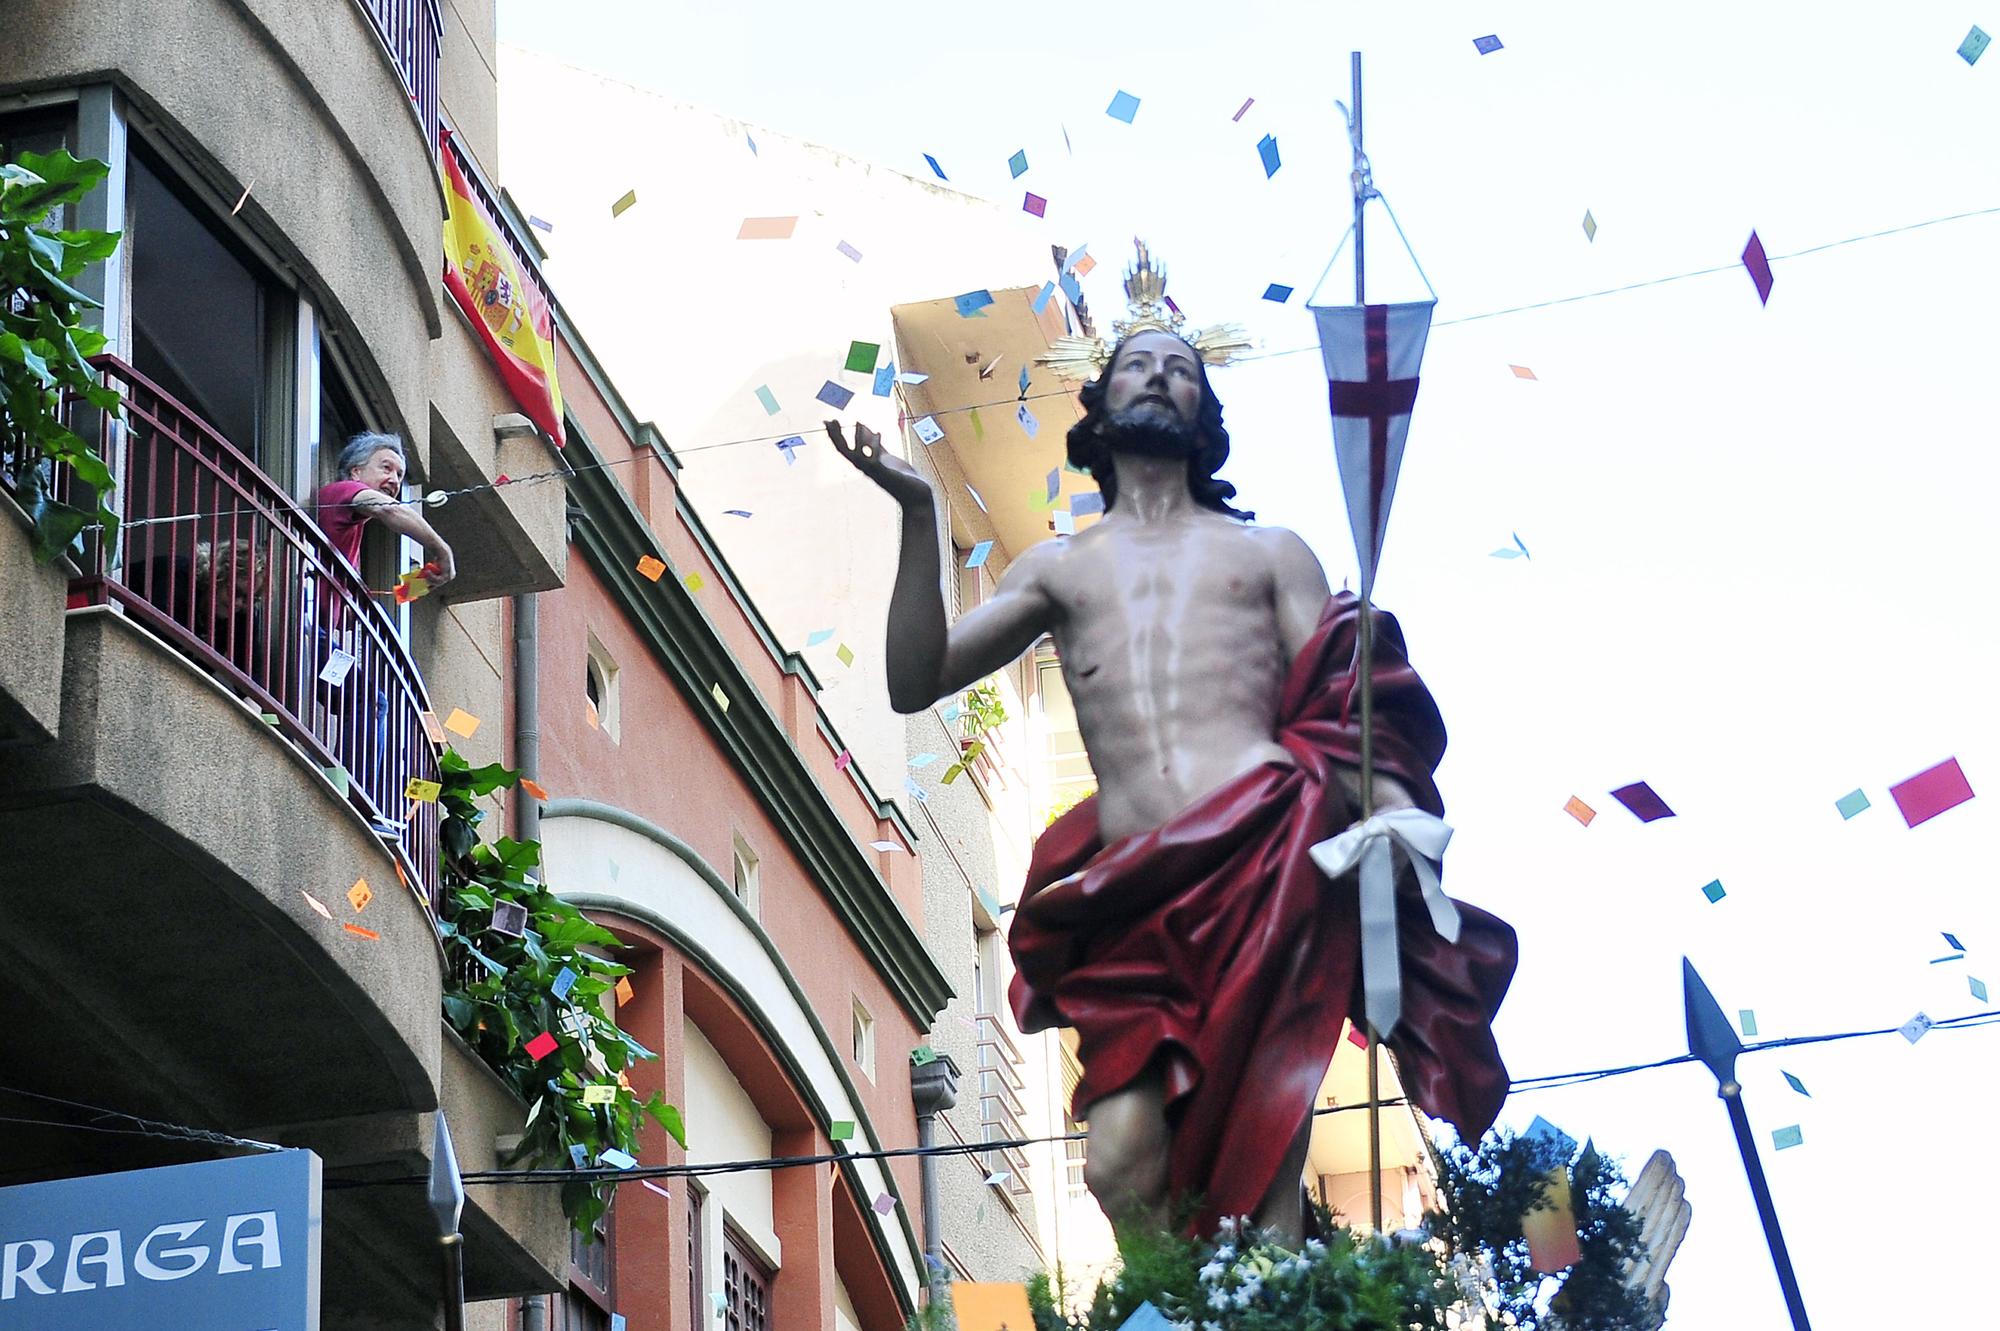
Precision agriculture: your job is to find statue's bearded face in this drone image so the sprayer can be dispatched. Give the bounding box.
[1098,331,1204,460]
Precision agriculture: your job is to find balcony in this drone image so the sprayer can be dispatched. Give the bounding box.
[974,1013,1034,1198]
[356,0,444,155]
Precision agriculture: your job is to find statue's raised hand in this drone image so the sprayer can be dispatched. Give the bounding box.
[826,420,932,508]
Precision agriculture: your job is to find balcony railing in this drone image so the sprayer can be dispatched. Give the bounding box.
[17,356,443,909]
[355,0,442,153]
[975,1013,1033,1195]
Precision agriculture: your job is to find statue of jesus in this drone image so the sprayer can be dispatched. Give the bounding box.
[827,259,1516,1243]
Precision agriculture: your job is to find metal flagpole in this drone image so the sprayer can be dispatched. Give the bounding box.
[1682,959,1814,1330]
[1348,48,1387,1240]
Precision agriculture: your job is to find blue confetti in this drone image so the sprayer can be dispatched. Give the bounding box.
[1106,90,1140,123]
[923,153,947,180]
[1257,134,1281,177]
[1263,283,1293,303]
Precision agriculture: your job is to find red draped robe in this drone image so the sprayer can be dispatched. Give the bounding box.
[1007,592,1516,1232]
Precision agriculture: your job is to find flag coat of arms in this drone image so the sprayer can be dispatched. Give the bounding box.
[1311,301,1434,595]
[441,130,566,445]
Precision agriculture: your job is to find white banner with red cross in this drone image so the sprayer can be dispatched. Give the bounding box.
[1311,300,1434,598]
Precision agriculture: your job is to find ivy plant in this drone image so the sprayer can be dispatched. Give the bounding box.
[0,148,123,562]
[434,749,686,1234]
[943,678,1009,785]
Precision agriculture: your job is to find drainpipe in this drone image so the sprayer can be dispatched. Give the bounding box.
[519,1296,547,1331]
[513,592,540,844]
[910,1054,961,1305]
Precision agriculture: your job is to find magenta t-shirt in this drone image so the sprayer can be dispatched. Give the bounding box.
[314,479,375,571]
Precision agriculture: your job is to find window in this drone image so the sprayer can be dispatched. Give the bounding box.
[850,999,875,1081]
[730,833,760,915]
[554,1205,614,1331]
[722,1226,773,1331]
[585,630,620,741]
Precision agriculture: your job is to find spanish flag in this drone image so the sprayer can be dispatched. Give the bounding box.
[441,129,565,446]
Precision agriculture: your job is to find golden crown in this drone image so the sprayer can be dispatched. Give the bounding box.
[1036,240,1253,381]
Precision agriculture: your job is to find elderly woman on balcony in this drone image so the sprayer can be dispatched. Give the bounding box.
[314,432,457,588]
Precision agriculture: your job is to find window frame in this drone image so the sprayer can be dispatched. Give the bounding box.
[850,998,875,1082]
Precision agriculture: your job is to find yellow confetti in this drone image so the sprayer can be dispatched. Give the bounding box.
[684,572,705,593]
[444,708,480,738]
[347,878,373,912]
[835,643,855,667]
[611,189,638,218]
[405,777,442,803]
[582,1084,618,1106]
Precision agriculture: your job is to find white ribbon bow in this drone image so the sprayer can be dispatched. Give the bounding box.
[1309,807,1460,1040]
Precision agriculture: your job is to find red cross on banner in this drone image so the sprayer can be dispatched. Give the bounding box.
[1311,300,1434,597]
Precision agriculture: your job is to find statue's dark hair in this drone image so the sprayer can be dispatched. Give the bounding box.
[1065,335,1254,521]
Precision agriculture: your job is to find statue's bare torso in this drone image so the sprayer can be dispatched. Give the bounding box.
[1036,511,1300,841]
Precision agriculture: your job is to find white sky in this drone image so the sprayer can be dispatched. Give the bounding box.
[497,2,2000,1323]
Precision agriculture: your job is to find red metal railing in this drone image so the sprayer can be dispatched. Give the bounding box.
[355,0,442,153]
[32,357,443,910]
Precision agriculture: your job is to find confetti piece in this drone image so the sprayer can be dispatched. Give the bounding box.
[683,572,704,593]
[776,435,806,464]
[1890,757,1974,827]
[1064,245,1091,274]
[817,380,855,410]
[347,877,373,912]
[908,752,938,768]
[913,415,944,445]
[1257,134,1281,178]
[1771,1125,1803,1151]
[491,899,529,937]
[635,555,663,584]
[1474,34,1503,54]
[806,629,836,646]
[1072,492,1105,516]
[873,365,895,396]
[1061,270,1083,305]
[302,890,332,920]
[837,239,863,263]
[1018,403,1040,439]
[870,839,899,852]
[1008,149,1029,178]
[1738,1009,1758,1038]
[711,683,729,712]
[1106,90,1140,123]
[1742,231,1774,305]
[969,407,984,440]
[552,966,578,999]
[1782,1071,1809,1097]
[615,976,635,1006]
[405,777,442,803]
[954,289,995,318]
[1561,796,1596,826]
[845,340,880,374]
[1346,1024,1368,1049]
[942,762,967,783]
[830,1120,856,1141]
[420,710,447,745]
[1233,96,1254,122]
[525,1031,560,1060]
[1018,364,1031,398]
[582,1083,617,1106]
[910,1045,938,1066]
[1582,210,1598,242]
[528,214,552,233]
[1899,1011,1934,1044]
[600,1148,638,1170]
[904,776,928,804]
[611,189,637,218]
[835,643,855,667]
[724,509,753,519]
[736,216,797,240]
[521,777,550,801]
[754,385,780,415]
[319,648,356,686]
[1933,952,1965,964]
[1023,192,1047,218]
[324,765,349,796]
[231,182,253,215]
[873,1193,897,1214]
[1961,25,1990,64]
[1510,364,1537,380]
[834,749,853,772]
[569,1144,589,1168]
[1944,931,1966,951]
[1835,789,1870,819]
[1972,976,1990,1003]
[1032,281,1056,316]
[1610,782,1675,822]
[1073,254,1097,278]
[966,484,987,513]
[343,922,379,941]
[1701,879,1726,903]
[923,153,947,180]
[1263,283,1293,303]
[978,355,1003,381]
[983,1169,1010,1187]
[444,707,480,738]
[966,541,994,569]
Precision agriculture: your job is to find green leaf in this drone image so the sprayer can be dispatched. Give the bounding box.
[460,760,523,796]
[0,331,53,386]
[56,227,121,269]
[644,1095,688,1148]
